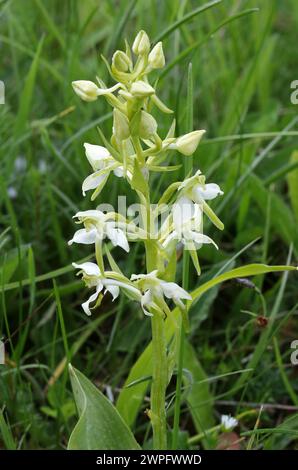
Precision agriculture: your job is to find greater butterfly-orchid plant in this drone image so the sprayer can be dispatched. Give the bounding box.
[70,30,224,449]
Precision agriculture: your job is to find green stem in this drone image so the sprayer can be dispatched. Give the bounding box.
[188,410,257,445]
[150,309,168,449]
[142,166,167,450]
[172,63,193,450]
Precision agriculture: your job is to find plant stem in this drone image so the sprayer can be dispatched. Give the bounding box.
[150,309,168,449]
[172,63,193,450]
[142,161,168,450]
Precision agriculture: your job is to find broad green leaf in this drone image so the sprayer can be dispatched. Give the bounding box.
[184,341,214,449]
[117,263,296,426]
[287,150,298,222]
[68,366,140,450]
[191,264,297,302]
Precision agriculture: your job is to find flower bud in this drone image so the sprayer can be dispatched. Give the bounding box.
[148,42,165,69]
[112,50,131,72]
[132,30,150,56]
[172,130,206,156]
[113,109,130,140]
[130,80,155,98]
[139,111,157,139]
[72,80,99,102]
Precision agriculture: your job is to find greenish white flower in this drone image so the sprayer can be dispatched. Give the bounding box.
[68,210,130,252]
[162,196,218,250]
[84,143,110,170]
[73,262,138,315]
[179,169,223,204]
[82,143,127,196]
[72,80,121,102]
[131,270,191,316]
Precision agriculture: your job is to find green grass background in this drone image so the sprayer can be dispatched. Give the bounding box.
[0,0,298,449]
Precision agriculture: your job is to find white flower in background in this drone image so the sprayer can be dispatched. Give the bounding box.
[38,160,47,174]
[131,270,191,316]
[162,196,218,250]
[82,143,127,196]
[68,210,129,252]
[15,156,27,172]
[73,262,138,315]
[221,415,238,432]
[7,187,18,199]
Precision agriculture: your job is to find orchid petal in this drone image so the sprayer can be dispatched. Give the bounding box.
[104,284,120,301]
[84,143,110,171]
[172,196,196,232]
[161,281,191,301]
[190,232,218,249]
[193,183,223,202]
[113,166,125,177]
[81,284,103,316]
[73,209,104,221]
[106,224,129,252]
[82,172,108,196]
[72,262,101,277]
[141,290,154,316]
[68,228,97,245]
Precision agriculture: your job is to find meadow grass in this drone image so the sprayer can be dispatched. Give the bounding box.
[0,0,298,450]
